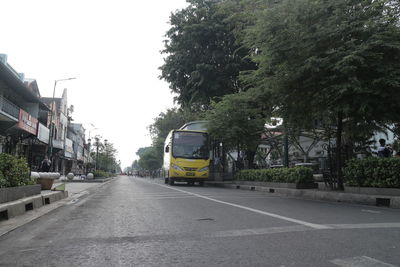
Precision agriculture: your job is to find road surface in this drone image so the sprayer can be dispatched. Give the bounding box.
[0,176,399,266]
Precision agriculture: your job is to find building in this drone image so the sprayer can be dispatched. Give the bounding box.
[42,89,69,173]
[0,54,50,170]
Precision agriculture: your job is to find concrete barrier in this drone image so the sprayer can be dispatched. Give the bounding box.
[0,190,68,220]
[0,184,41,204]
[42,191,68,205]
[0,195,43,219]
[206,182,400,209]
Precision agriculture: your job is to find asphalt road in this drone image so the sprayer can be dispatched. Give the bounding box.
[1,176,400,267]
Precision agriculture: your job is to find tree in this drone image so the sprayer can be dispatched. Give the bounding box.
[243,0,400,189]
[206,87,271,168]
[160,0,255,111]
[92,139,120,173]
[131,160,139,170]
[149,108,197,144]
[138,147,162,171]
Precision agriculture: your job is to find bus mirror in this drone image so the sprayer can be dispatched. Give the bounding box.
[165,146,169,153]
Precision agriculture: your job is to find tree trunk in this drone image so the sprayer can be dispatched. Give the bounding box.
[336,111,344,191]
[303,154,308,163]
[246,150,256,169]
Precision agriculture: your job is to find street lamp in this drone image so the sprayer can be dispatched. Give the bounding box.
[47,77,76,162]
[94,135,101,171]
[87,123,98,140]
[104,139,108,172]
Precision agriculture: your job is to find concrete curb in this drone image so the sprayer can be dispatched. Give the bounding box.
[59,177,116,183]
[0,190,68,221]
[205,182,400,209]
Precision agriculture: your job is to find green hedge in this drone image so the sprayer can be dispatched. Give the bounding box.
[0,153,32,188]
[343,158,400,188]
[235,167,314,184]
[94,170,114,178]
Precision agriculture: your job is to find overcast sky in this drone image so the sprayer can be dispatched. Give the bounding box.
[0,0,188,168]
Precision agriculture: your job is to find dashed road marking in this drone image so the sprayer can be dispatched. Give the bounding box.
[362,209,382,214]
[211,225,311,238]
[330,256,397,267]
[328,223,400,230]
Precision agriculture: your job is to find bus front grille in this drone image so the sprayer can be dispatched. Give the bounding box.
[184,167,198,171]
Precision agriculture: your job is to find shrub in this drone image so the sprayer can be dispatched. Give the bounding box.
[235,167,314,184]
[0,153,32,188]
[94,170,114,178]
[343,158,400,188]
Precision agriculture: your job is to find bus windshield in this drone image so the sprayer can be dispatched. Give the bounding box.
[172,131,209,159]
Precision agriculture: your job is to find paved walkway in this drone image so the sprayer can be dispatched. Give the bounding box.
[0,180,111,237]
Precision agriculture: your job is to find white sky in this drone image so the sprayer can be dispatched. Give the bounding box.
[0,0,188,168]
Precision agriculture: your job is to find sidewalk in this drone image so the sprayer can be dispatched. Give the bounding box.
[0,178,114,237]
[205,181,400,209]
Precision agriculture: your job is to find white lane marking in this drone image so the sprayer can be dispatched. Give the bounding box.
[155,183,330,230]
[131,196,197,200]
[211,225,311,238]
[361,209,382,214]
[328,223,400,230]
[331,256,397,267]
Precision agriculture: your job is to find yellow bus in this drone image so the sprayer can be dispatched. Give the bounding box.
[163,122,210,186]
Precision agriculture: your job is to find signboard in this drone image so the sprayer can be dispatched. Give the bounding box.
[77,150,84,161]
[64,138,74,158]
[37,123,49,144]
[65,138,73,154]
[18,109,38,135]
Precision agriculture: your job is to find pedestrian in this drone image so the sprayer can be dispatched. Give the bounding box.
[377,139,392,158]
[40,156,52,172]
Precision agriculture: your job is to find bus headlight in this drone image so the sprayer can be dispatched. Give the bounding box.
[172,164,184,171]
[198,166,209,172]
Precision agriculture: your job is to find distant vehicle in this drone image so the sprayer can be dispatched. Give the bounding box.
[163,124,210,186]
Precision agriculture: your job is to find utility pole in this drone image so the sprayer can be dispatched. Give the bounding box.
[94,136,100,171]
[47,78,76,160]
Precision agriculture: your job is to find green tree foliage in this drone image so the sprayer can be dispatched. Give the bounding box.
[138,147,162,171]
[92,139,120,173]
[160,0,255,111]
[242,0,400,188]
[136,147,153,158]
[206,88,271,168]
[245,0,400,122]
[149,108,197,145]
[131,160,139,170]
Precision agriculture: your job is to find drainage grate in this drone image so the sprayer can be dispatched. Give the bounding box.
[25,203,33,211]
[269,188,275,193]
[376,198,390,207]
[0,210,8,221]
[44,198,50,205]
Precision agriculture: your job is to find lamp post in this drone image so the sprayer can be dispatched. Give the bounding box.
[47,78,76,162]
[94,136,101,171]
[104,139,108,172]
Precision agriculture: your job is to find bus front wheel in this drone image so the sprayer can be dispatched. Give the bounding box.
[169,178,175,186]
[164,178,169,184]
